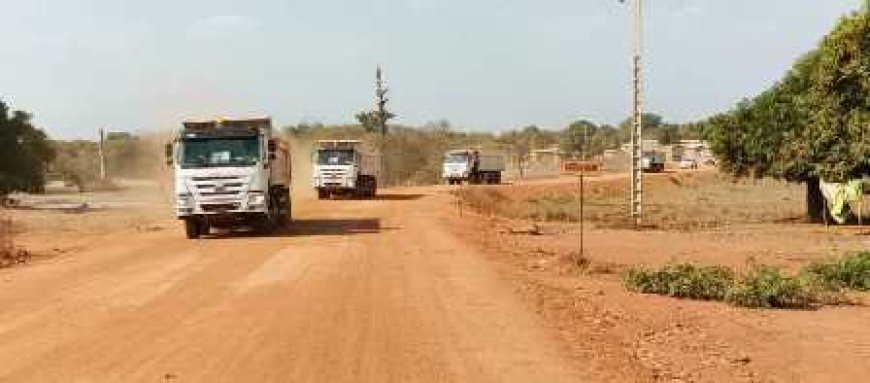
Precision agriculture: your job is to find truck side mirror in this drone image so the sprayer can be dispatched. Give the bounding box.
[268,139,277,153]
[164,143,173,165]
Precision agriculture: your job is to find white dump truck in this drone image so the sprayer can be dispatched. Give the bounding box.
[312,140,380,199]
[641,151,666,173]
[442,149,505,185]
[165,117,291,239]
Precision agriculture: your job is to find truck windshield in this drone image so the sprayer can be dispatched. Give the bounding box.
[180,136,260,168]
[445,154,468,164]
[317,149,354,165]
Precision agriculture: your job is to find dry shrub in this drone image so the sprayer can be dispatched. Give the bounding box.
[458,172,806,232]
[0,217,12,252]
[454,187,519,217]
[0,216,29,268]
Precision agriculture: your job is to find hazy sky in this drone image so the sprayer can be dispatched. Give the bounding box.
[0,0,863,138]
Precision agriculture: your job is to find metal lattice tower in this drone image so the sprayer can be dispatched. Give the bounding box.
[375,66,389,136]
[629,0,644,227]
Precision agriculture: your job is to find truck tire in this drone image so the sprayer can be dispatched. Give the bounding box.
[355,176,376,199]
[200,220,211,236]
[273,187,290,226]
[256,215,276,234]
[317,189,329,200]
[184,218,200,239]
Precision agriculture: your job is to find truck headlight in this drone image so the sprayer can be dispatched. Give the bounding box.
[247,192,266,206]
[176,193,193,207]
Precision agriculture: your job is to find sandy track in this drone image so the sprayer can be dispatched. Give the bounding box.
[0,189,581,382]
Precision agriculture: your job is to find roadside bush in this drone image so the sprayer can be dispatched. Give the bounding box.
[624,263,842,310]
[725,266,818,309]
[624,264,735,301]
[803,252,870,291]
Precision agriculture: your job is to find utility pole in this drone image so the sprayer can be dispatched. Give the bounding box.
[98,129,107,182]
[624,0,644,228]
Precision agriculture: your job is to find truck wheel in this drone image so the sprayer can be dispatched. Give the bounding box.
[199,220,211,237]
[184,218,200,239]
[273,189,290,226]
[256,217,276,234]
[317,189,329,200]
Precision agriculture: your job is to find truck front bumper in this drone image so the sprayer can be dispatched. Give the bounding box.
[176,195,267,219]
[313,177,356,190]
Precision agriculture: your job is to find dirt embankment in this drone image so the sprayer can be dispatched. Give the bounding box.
[448,177,870,382]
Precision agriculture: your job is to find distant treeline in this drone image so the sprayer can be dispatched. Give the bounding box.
[283,116,704,186]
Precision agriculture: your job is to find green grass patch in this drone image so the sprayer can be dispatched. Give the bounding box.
[624,261,857,310]
[725,266,818,309]
[803,252,870,291]
[625,264,735,301]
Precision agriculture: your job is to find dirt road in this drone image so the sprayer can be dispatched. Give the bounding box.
[0,188,582,382]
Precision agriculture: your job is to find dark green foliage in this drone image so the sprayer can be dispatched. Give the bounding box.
[725,266,817,309]
[655,124,681,145]
[618,113,664,142]
[623,261,858,310]
[624,264,736,301]
[355,110,395,134]
[0,101,55,197]
[706,9,870,183]
[804,252,870,291]
[559,120,621,159]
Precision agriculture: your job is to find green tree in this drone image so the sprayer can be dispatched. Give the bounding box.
[656,124,681,145]
[619,112,664,141]
[0,101,55,197]
[560,120,597,158]
[355,110,395,134]
[705,8,870,221]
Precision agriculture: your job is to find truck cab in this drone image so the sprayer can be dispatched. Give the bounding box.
[312,140,379,199]
[442,150,474,185]
[167,118,291,238]
[442,149,504,185]
[641,151,666,173]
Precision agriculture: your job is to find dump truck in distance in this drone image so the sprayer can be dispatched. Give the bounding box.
[312,140,380,199]
[442,149,505,185]
[641,151,666,173]
[165,117,291,239]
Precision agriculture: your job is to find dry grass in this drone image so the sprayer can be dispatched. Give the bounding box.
[457,172,806,231]
[0,214,30,268]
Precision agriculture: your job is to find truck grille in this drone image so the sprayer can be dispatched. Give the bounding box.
[192,176,239,181]
[200,203,240,212]
[190,177,246,197]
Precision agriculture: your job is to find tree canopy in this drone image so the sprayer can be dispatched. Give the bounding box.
[0,101,54,197]
[560,120,620,159]
[705,8,870,183]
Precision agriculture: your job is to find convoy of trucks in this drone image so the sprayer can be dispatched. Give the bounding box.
[166,117,292,239]
[165,117,684,238]
[441,149,506,185]
[312,140,381,199]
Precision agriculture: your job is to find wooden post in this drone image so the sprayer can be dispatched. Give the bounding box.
[579,173,585,261]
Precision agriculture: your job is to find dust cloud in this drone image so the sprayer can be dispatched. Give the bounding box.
[288,136,315,202]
